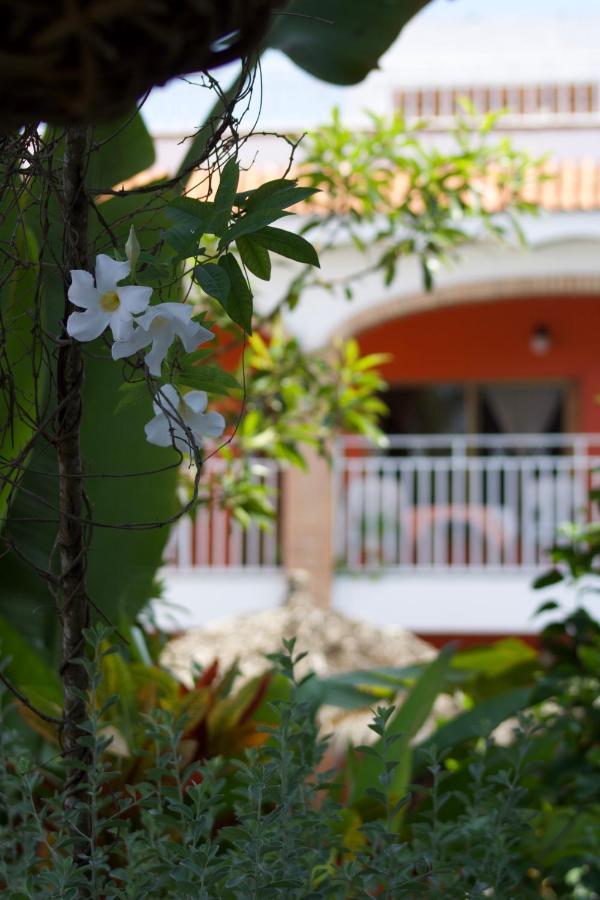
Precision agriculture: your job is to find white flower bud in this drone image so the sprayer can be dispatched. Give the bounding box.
[125,225,140,272]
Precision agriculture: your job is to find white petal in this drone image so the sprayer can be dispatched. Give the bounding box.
[117,285,152,315]
[66,308,110,342]
[146,411,191,452]
[153,302,192,323]
[95,254,130,293]
[182,390,208,415]
[145,329,174,377]
[178,320,215,353]
[68,270,98,309]
[144,413,172,447]
[109,307,136,342]
[152,383,180,416]
[191,411,225,439]
[111,327,151,361]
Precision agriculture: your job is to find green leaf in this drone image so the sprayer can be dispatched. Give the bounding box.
[87,111,155,188]
[252,226,320,267]
[236,234,272,280]
[0,217,41,524]
[217,254,253,334]
[212,158,240,236]
[414,687,534,769]
[303,664,425,710]
[348,644,455,823]
[452,638,537,679]
[166,197,214,232]
[220,209,292,248]
[164,197,215,257]
[175,366,240,396]
[236,179,318,212]
[533,568,564,589]
[194,263,231,304]
[0,613,62,707]
[267,0,430,86]
[115,381,151,415]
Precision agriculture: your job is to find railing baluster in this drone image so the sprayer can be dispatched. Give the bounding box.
[504,459,519,568]
[433,460,448,567]
[196,500,210,566]
[177,512,193,568]
[399,460,413,567]
[417,459,432,566]
[487,458,501,567]
[346,460,364,571]
[263,464,278,567]
[382,465,398,565]
[365,460,381,568]
[468,459,483,567]
[521,459,536,567]
[451,441,466,566]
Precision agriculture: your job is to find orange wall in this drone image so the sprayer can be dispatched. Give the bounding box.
[356,295,600,432]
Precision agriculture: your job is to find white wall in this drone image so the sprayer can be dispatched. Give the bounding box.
[333,571,600,634]
[250,223,600,350]
[154,566,599,635]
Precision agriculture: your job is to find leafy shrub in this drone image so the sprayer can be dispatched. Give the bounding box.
[0,614,600,900]
[0,631,580,900]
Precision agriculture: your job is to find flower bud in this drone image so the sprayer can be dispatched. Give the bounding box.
[125,224,140,273]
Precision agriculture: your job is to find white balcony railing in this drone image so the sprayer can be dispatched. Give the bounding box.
[334,434,600,572]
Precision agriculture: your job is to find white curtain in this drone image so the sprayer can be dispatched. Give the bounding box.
[482,386,561,434]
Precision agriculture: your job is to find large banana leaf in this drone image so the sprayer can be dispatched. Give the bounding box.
[0,113,179,664]
[177,0,433,177]
[0,196,41,524]
[268,0,431,85]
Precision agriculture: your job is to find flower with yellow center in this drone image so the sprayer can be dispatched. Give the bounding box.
[66,254,152,343]
[112,302,214,375]
[144,384,225,453]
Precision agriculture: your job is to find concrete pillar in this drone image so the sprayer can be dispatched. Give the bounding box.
[281,447,334,608]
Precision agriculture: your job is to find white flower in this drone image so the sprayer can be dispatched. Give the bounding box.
[112,302,214,376]
[66,254,152,343]
[145,383,225,452]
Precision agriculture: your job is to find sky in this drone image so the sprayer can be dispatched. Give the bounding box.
[141,0,600,135]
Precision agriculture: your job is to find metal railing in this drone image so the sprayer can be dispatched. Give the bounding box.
[394,82,600,124]
[164,458,280,569]
[334,434,600,572]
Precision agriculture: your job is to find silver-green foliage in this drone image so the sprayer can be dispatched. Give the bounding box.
[0,633,538,899]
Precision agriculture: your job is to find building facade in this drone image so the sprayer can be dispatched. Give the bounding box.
[156,6,600,639]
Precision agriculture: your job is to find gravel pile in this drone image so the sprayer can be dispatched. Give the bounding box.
[162,571,460,747]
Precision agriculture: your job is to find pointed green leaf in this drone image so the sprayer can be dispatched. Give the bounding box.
[194,262,231,304]
[212,158,239,236]
[236,178,318,212]
[252,225,320,267]
[217,254,253,334]
[175,366,240,395]
[236,234,272,280]
[220,209,292,248]
[164,197,215,258]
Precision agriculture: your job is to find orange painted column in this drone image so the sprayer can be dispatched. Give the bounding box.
[280,447,333,607]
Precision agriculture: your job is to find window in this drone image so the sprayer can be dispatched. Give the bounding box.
[383,382,567,437]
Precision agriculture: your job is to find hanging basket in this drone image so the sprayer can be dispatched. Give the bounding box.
[0,0,283,126]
